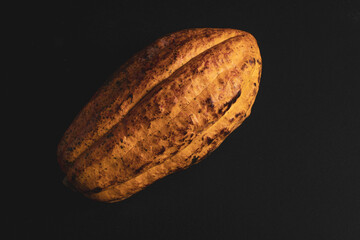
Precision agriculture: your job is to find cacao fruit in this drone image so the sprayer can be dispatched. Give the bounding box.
[58,28,262,203]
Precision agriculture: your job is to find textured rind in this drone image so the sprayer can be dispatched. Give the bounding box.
[57,28,262,203]
[57,28,243,172]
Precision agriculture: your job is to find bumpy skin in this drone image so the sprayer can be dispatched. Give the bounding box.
[58,28,262,203]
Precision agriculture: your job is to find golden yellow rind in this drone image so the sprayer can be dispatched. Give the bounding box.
[57,28,262,203]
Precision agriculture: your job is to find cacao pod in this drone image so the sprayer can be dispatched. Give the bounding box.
[58,28,262,203]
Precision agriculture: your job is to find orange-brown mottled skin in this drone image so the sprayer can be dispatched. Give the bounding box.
[58,28,262,203]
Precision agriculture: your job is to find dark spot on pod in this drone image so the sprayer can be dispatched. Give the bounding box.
[179,135,188,143]
[156,146,165,155]
[220,128,230,136]
[211,112,219,119]
[218,78,225,85]
[249,58,255,65]
[178,128,187,135]
[191,156,199,165]
[168,141,174,147]
[257,59,262,65]
[108,179,118,186]
[235,112,242,118]
[205,97,215,108]
[170,150,178,156]
[218,90,241,114]
[254,83,257,86]
[90,187,103,194]
[241,63,247,70]
[134,162,151,174]
[229,118,234,122]
[206,137,214,145]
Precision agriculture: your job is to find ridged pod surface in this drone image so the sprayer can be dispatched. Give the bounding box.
[58,28,262,203]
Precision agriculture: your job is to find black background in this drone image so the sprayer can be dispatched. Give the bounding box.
[7,0,360,239]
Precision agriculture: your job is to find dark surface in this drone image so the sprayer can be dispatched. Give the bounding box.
[7,0,360,239]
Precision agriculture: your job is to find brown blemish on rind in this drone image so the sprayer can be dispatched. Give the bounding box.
[241,63,247,70]
[89,187,103,194]
[205,97,215,109]
[134,162,151,174]
[155,146,166,155]
[235,112,243,118]
[220,128,230,136]
[206,137,214,144]
[218,90,242,114]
